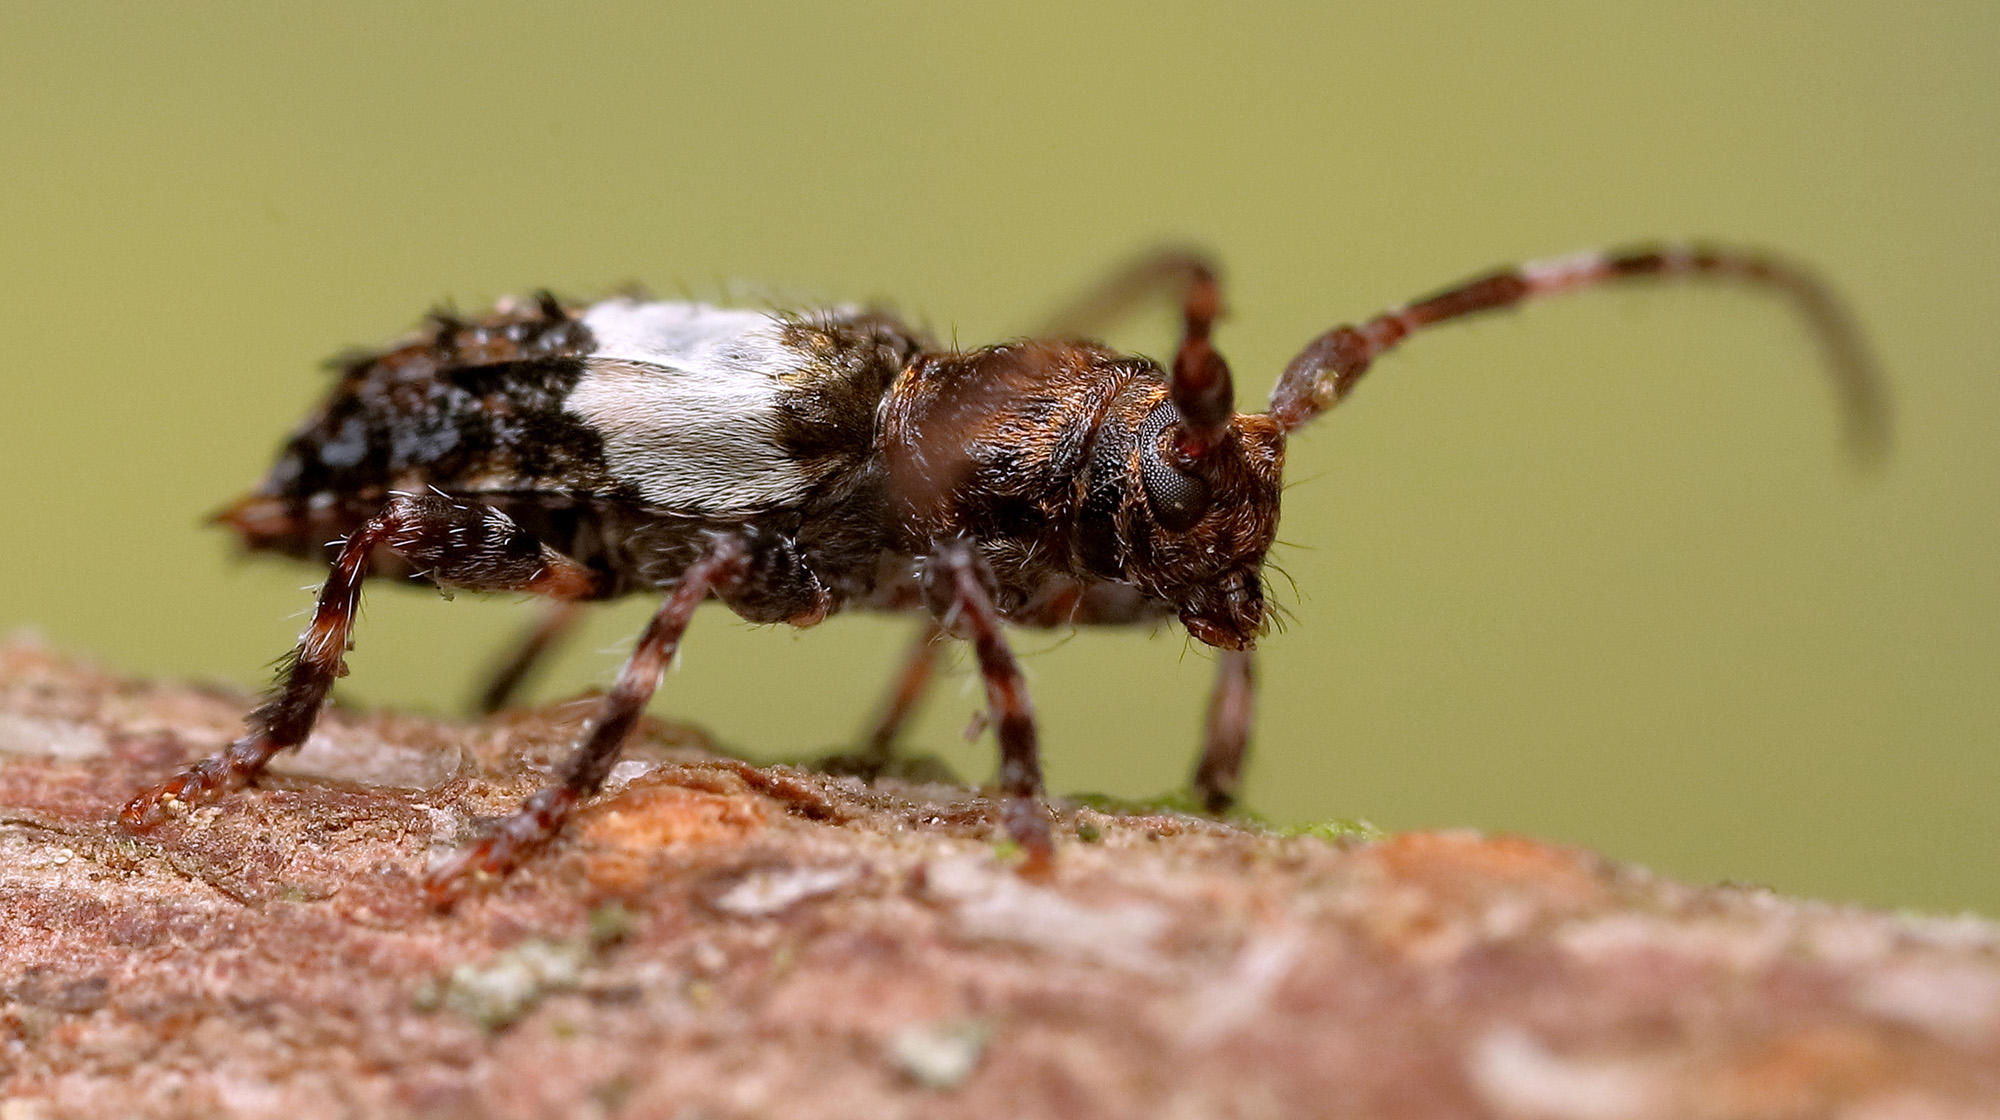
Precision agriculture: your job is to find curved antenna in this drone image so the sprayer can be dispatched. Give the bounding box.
[1266,245,1890,462]
[1035,247,1218,341]
[1035,248,1237,462]
[1166,260,1235,459]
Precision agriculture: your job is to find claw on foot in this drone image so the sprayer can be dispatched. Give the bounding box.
[119,736,275,831]
[423,787,579,909]
[1003,795,1057,881]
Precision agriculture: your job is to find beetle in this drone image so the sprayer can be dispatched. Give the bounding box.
[120,245,1886,903]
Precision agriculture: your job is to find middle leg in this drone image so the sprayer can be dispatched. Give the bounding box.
[930,541,1055,872]
[849,618,946,775]
[476,598,588,714]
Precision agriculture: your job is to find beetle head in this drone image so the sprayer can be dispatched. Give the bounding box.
[1075,387,1286,650]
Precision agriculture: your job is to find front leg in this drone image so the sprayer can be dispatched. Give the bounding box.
[122,494,595,828]
[424,535,749,905]
[1193,648,1255,814]
[1011,583,1257,816]
[930,541,1055,873]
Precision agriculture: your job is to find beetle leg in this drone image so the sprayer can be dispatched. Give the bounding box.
[475,598,587,714]
[849,618,945,775]
[122,494,597,829]
[930,541,1055,873]
[709,524,832,626]
[425,535,749,906]
[1192,648,1256,815]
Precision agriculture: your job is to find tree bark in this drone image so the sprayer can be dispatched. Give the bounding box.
[0,638,1994,1119]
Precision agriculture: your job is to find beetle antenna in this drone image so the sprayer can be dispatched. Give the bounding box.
[1167,260,1236,461]
[1265,244,1889,462]
[1035,247,1216,341]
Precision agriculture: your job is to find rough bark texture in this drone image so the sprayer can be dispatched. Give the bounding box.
[0,637,1994,1120]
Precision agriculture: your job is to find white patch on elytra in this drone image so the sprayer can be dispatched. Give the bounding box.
[567,299,814,513]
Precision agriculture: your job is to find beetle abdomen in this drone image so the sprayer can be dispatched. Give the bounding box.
[257,295,613,505]
[226,295,929,571]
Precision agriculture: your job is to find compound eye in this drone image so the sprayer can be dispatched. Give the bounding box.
[1139,404,1211,532]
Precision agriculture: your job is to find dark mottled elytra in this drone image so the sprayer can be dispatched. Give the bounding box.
[122,245,1887,904]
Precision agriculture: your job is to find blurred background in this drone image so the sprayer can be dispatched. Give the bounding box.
[1,4,1993,913]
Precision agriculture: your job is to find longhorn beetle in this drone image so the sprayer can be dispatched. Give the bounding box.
[121,245,1887,904]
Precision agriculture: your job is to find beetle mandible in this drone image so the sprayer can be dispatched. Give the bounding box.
[120,245,1887,903]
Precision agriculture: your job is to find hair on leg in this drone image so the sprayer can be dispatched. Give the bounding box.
[122,493,594,830]
[424,535,749,906]
[931,541,1055,874]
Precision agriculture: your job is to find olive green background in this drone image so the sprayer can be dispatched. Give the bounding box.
[2,4,1993,913]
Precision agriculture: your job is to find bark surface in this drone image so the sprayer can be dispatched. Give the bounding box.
[0,639,1994,1119]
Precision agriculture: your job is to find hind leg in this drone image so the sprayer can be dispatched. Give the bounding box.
[425,535,751,904]
[123,494,597,829]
